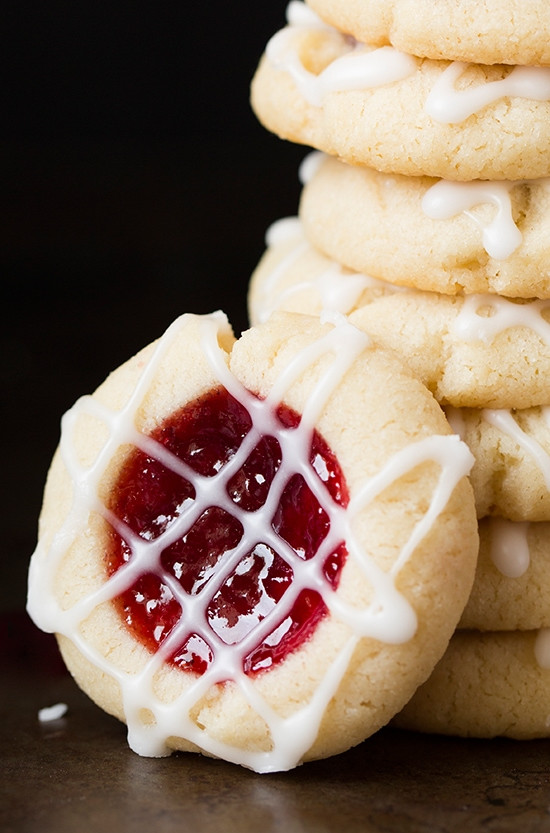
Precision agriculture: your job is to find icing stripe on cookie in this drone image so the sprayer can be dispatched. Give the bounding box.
[255,218,550,353]
[266,2,417,107]
[252,217,397,324]
[482,409,550,494]
[488,518,530,579]
[451,295,550,344]
[422,180,524,260]
[269,4,550,121]
[298,150,325,185]
[425,62,550,124]
[534,629,550,669]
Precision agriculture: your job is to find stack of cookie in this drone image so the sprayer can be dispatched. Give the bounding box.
[250,0,550,737]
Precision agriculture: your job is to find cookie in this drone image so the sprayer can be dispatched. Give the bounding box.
[394,629,550,739]
[248,215,397,326]
[299,154,550,298]
[460,519,550,631]
[305,0,550,67]
[249,217,550,409]
[27,311,477,772]
[447,406,550,521]
[251,4,550,181]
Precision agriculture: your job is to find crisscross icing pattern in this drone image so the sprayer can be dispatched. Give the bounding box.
[28,312,473,772]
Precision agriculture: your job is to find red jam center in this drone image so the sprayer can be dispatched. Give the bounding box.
[105,387,349,676]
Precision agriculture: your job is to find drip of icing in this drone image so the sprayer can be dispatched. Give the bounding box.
[315,266,372,314]
[534,629,550,669]
[254,218,396,325]
[488,518,530,579]
[270,5,550,126]
[265,216,303,248]
[27,312,474,772]
[444,406,466,439]
[451,295,550,345]
[482,409,550,492]
[266,218,550,350]
[299,150,325,185]
[422,180,523,260]
[266,2,417,108]
[253,222,310,325]
[285,0,330,30]
[425,62,550,124]
[257,262,372,325]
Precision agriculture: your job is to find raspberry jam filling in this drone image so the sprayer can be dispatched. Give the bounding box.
[105,386,348,676]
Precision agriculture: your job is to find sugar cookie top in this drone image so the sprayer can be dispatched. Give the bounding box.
[305,0,550,67]
[251,3,550,181]
[27,311,477,772]
[299,155,550,299]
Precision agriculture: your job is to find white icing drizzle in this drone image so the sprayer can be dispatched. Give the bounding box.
[265,215,303,248]
[261,217,550,348]
[444,406,466,440]
[285,0,330,30]
[27,312,474,772]
[314,267,374,314]
[534,628,550,669]
[488,518,530,579]
[253,217,394,325]
[451,295,550,345]
[483,409,550,493]
[425,62,550,124]
[266,2,417,107]
[253,219,311,324]
[298,150,325,185]
[270,5,550,122]
[422,180,523,260]
[38,702,68,722]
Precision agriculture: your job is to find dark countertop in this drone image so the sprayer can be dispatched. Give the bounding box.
[3,613,550,833]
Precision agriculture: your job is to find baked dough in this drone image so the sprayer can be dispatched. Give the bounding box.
[251,8,550,181]
[300,155,550,298]
[460,519,550,631]
[447,406,550,521]
[249,219,550,410]
[395,629,550,739]
[305,0,550,67]
[27,311,477,771]
[248,216,396,325]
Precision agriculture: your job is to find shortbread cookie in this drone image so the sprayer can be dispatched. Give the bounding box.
[249,218,550,409]
[447,406,550,521]
[305,0,550,67]
[251,4,550,181]
[248,216,397,325]
[27,311,477,772]
[394,629,550,739]
[300,155,550,298]
[460,519,550,631]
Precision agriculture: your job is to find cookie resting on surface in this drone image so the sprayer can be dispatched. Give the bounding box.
[27,311,477,772]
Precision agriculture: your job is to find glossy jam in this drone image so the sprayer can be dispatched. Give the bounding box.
[106,387,348,676]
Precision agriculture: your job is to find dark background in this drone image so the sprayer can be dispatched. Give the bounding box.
[3,0,306,613]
